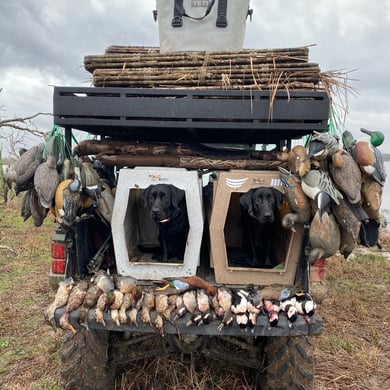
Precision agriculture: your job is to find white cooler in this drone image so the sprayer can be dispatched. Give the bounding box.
[155,0,252,53]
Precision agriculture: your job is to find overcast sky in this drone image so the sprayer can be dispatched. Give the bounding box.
[1,0,389,153]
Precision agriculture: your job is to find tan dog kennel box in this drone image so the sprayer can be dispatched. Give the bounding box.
[209,170,304,285]
[112,167,204,279]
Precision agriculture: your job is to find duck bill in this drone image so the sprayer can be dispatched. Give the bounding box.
[360,128,372,136]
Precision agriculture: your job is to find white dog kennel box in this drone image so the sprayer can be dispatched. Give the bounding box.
[112,167,204,279]
[209,170,304,285]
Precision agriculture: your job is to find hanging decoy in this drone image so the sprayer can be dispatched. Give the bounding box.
[330,149,362,204]
[361,177,383,221]
[305,131,339,161]
[95,180,115,224]
[30,188,48,227]
[332,197,362,245]
[279,167,311,230]
[352,128,386,186]
[52,179,72,222]
[301,169,343,215]
[14,143,45,195]
[34,155,61,209]
[287,145,311,178]
[21,189,33,221]
[308,210,340,264]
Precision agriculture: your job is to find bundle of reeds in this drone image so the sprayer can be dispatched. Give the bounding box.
[84,45,322,90]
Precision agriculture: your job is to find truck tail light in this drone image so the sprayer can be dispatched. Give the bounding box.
[51,242,66,274]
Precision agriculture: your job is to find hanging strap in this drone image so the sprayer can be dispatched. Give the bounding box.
[172,0,218,27]
[216,0,228,27]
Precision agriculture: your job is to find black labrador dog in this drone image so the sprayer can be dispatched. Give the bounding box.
[142,184,189,262]
[240,187,284,268]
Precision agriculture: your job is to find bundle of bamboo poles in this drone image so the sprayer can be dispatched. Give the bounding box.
[84,45,322,90]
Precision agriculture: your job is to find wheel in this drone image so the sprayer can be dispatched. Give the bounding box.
[61,328,114,390]
[264,336,314,390]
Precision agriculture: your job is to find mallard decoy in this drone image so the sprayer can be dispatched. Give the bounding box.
[361,177,383,220]
[351,128,386,186]
[279,167,311,230]
[301,169,343,217]
[305,131,339,161]
[287,145,311,178]
[216,286,234,331]
[34,155,61,209]
[330,149,362,204]
[308,210,340,264]
[59,280,89,333]
[14,143,45,194]
[78,284,102,329]
[44,277,75,329]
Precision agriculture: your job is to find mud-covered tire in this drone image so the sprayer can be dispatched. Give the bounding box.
[264,336,314,390]
[61,328,114,390]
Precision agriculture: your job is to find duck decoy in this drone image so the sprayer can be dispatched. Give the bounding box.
[305,131,339,161]
[361,177,383,221]
[351,128,386,186]
[34,155,61,209]
[330,149,362,204]
[14,143,45,195]
[21,189,33,222]
[332,197,362,245]
[301,169,343,218]
[30,188,48,227]
[287,145,311,178]
[308,209,340,264]
[279,167,311,230]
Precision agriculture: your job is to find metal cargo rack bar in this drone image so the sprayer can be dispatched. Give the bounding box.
[53,86,329,145]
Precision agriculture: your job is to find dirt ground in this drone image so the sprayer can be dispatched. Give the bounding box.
[0,196,389,389]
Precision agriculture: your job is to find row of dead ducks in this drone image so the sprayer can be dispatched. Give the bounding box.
[45,272,316,335]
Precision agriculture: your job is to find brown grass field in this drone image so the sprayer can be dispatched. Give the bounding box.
[0,192,389,389]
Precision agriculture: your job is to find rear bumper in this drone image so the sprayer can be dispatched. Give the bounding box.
[54,307,323,337]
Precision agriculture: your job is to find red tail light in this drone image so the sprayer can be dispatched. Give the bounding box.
[51,259,66,274]
[51,242,66,274]
[51,242,65,259]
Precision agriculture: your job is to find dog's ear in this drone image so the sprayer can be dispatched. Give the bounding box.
[272,188,284,210]
[170,186,185,209]
[142,185,153,208]
[240,189,254,215]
